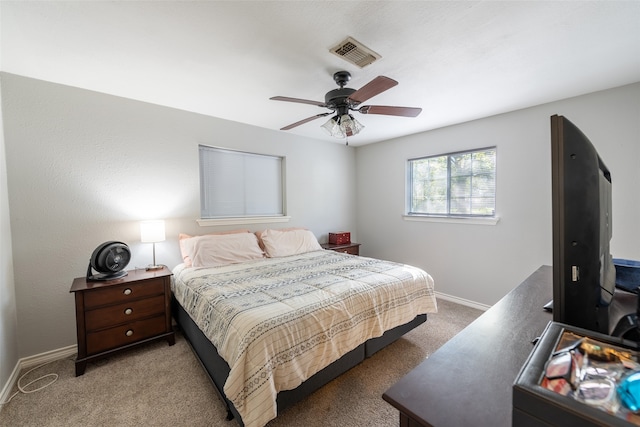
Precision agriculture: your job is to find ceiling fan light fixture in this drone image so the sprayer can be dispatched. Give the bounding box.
[339,114,364,137]
[321,116,344,138]
[321,114,364,139]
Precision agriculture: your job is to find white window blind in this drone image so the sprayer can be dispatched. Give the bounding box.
[199,145,284,219]
[408,147,496,217]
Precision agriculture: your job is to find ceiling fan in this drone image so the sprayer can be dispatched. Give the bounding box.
[270,71,422,140]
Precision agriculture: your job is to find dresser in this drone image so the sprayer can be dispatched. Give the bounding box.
[70,267,175,376]
[382,266,553,426]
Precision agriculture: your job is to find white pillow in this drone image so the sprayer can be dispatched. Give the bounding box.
[188,232,265,268]
[258,228,322,258]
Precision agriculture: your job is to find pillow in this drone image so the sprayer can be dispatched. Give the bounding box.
[188,232,264,268]
[258,228,322,258]
[254,227,305,252]
[179,229,251,267]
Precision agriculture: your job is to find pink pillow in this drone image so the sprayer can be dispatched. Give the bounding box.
[257,228,322,258]
[188,232,265,268]
[254,227,305,252]
[179,229,251,267]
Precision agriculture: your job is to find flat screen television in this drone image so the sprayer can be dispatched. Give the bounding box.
[551,114,616,335]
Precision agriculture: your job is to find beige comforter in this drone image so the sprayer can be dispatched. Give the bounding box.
[172,250,437,427]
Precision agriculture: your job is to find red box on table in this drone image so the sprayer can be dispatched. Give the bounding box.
[329,232,351,245]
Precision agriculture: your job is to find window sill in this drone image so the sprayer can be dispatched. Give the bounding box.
[402,215,500,225]
[197,216,291,227]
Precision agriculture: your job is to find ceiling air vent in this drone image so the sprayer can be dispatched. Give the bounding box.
[330,37,381,68]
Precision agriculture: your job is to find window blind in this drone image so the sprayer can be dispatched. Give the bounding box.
[199,145,284,219]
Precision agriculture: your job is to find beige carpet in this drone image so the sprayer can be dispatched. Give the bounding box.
[0,299,482,427]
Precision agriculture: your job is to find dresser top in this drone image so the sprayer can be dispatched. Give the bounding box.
[383,265,553,427]
[70,266,172,293]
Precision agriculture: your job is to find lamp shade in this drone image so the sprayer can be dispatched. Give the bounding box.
[140,220,166,243]
[321,117,339,136]
[339,114,364,137]
[321,114,364,139]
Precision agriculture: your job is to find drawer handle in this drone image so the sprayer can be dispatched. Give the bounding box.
[125,329,134,337]
[124,308,133,315]
[123,288,132,296]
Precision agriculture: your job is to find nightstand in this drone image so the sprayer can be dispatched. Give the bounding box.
[321,242,361,256]
[70,267,175,376]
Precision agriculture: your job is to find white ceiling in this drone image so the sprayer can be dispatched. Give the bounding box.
[2,1,639,146]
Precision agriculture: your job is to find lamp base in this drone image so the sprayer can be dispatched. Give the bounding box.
[146,264,164,271]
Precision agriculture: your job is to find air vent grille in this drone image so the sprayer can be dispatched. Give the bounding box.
[330,37,381,68]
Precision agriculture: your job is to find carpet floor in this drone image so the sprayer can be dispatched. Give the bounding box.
[0,299,482,427]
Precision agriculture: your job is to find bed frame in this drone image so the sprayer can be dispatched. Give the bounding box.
[172,296,427,425]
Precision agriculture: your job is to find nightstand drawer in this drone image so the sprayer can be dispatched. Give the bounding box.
[321,242,360,256]
[84,278,164,308]
[86,315,166,355]
[336,246,359,255]
[85,295,165,331]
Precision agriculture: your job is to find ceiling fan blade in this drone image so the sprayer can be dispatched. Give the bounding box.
[358,105,422,117]
[270,96,326,107]
[348,76,398,104]
[280,113,331,130]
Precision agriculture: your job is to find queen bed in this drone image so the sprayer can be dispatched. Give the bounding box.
[171,229,437,427]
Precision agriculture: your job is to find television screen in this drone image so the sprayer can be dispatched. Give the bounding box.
[551,114,616,334]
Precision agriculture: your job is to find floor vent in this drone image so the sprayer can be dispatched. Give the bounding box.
[330,37,381,68]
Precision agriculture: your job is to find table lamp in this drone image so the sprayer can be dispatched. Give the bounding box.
[140,220,165,270]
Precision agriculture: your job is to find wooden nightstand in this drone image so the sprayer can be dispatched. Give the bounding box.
[321,242,361,256]
[70,267,175,376]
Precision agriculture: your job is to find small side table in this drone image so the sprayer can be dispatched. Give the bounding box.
[70,267,175,376]
[321,242,361,256]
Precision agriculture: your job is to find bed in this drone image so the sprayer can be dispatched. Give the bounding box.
[171,229,437,427]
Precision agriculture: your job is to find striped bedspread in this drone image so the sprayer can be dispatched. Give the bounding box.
[172,250,437,427]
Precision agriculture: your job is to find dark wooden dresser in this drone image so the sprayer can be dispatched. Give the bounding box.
[383,265,553,426]
[70,267,175,376]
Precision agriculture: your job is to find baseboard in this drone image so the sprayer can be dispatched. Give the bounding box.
[20,344,77,370]
[0,361,21,408]
[435,291,491,312]
[0,345,77,411]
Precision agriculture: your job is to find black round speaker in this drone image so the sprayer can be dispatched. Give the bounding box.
[86,241,131,281]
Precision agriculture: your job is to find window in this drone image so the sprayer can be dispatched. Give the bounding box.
[408,147,496,218]
[199,145,285,220]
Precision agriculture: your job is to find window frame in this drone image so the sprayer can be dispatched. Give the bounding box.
[197,145,290,226]
[405,146,497,222]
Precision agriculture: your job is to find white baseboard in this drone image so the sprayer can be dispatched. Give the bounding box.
[0,345,77,410]
[20,345,77,370]
[0,361,21,408]
[435,291,491,312]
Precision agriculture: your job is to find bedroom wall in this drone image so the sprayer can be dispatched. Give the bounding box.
[0,73,357,358]
[0,77,20,399]
[355,82,640,307]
